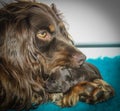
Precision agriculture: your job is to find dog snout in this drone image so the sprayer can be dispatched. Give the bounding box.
[72,53,86,66]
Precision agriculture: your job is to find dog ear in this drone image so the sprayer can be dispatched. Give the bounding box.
[0,35,4,46]
[0,22,4,46]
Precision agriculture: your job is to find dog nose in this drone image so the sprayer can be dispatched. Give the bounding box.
[72,54,86,66]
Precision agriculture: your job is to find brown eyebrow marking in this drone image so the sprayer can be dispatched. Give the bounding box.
[49,24,55,32]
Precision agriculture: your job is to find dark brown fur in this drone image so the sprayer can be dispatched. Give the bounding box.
[0,1,114,110]
[45,63,102,93]
[46,63,114,106]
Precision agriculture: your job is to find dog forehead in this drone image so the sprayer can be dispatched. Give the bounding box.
[30,12,53,26]
[28,6,58,30]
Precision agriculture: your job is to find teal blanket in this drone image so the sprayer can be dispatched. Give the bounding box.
[9,56,120,111]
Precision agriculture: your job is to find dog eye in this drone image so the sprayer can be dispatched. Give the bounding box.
[37,30,47,39]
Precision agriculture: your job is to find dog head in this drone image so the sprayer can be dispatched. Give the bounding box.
[0,0,86,75]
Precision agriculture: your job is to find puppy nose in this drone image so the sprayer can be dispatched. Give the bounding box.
[72,54,86,66]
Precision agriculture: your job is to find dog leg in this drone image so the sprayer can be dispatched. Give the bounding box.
[56,79,114,107]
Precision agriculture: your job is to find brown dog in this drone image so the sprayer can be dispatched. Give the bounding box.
[0,0,114,110]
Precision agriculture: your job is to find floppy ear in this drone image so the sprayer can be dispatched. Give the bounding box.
[0,34,4,46]
[0,21,5,46]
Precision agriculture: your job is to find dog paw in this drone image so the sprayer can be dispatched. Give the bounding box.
[57,79,114,107]
[79,79,114,104]
[60,91,79,107]
[92,79,114,102]
[57,82,87,107]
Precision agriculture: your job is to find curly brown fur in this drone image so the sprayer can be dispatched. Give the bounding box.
[0,0,114,111]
